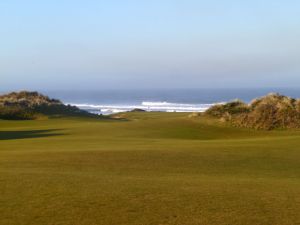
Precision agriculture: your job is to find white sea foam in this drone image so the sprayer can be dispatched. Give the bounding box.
[68,101,221,115]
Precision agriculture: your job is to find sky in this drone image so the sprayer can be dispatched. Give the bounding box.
[1,0,300,91]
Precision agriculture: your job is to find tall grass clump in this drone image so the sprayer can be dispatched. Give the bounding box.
[205,93,300,130]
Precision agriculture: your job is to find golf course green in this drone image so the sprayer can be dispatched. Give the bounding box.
[1,112,300,225]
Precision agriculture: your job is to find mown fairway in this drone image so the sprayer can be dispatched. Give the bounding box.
[1,112,300,225]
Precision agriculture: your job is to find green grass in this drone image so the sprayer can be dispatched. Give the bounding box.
[1,112,300,225]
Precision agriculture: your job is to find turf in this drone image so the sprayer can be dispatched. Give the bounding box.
[1,112,300,225]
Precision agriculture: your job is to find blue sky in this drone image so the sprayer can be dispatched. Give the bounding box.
[1,0,300,90]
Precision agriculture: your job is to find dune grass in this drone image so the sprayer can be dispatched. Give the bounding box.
[1,112,300,225]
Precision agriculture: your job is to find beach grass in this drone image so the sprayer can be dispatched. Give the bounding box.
[1,112,300,225]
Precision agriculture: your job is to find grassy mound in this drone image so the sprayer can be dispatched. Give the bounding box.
[130,108,146,112]
[0,91,90,120]
[205,93,300,130]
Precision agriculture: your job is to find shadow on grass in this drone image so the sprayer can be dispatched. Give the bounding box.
[0,129,64,140]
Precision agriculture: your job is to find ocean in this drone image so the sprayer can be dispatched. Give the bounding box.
[45,88,300,115]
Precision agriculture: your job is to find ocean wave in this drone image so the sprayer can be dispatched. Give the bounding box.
[68,101,220,115]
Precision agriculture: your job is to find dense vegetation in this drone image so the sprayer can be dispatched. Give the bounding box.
[1,112,300,225]
[205,93,300,130]
[0,91,91,119]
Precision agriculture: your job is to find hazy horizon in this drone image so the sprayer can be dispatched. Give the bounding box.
[1,1,300,91]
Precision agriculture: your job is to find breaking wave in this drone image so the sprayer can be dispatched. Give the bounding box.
[68,101,219,115]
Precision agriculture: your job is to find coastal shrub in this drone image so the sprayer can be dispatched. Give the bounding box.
[205,93,300,130]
